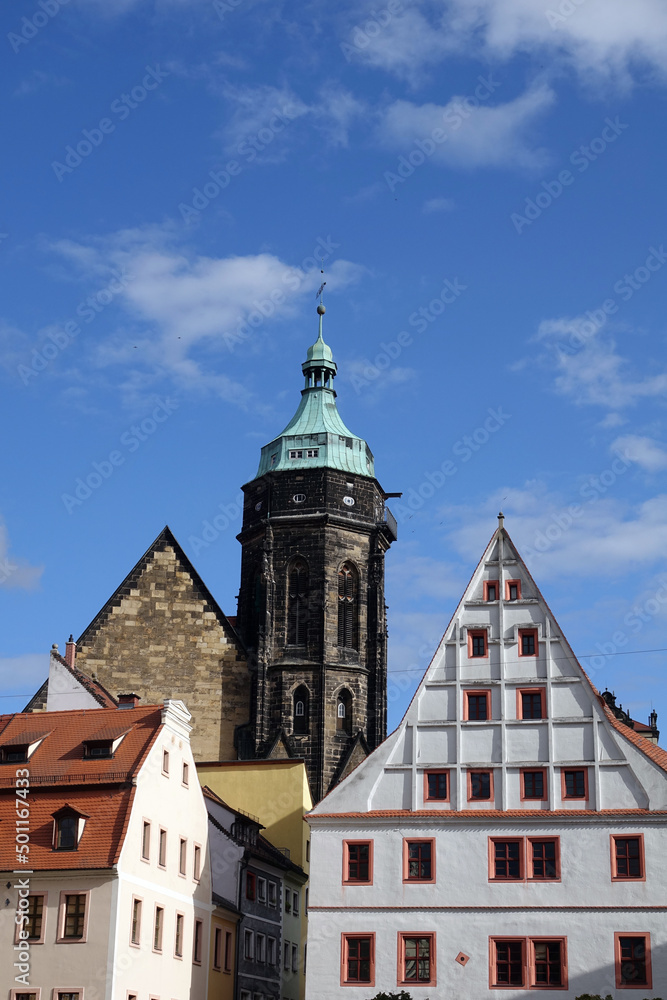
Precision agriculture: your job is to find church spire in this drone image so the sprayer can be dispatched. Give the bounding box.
[302,302,337,391]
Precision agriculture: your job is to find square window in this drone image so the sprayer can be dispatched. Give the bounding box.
[612,835,644,880]
[424,770,449,802]
[341,934,374,985]
[492,939,524,987]
[519,688,545,720]
[491,839,523,880]
[615,934,651,988]
[506,579,522,601]
[519,629,538,657]
[403,839,435,882]
[399,933,436,986]
[529,839,560,880]
[344,841,373,884]
[562,768,587,800]
[465,690,490,721]
[484,580,499,602]
[468,630,488,658]
[522,770,546,800]
[468,770,493,801]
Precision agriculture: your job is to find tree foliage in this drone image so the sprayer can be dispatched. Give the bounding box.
[366,992,421,1000]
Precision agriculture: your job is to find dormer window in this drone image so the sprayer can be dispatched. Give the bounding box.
[84,741,113,759]
[82,727,129,759]
[52,806,88,851]
[0,731,49,763]
[3,745,28,763]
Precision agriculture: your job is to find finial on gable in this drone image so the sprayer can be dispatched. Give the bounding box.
[498,511,505,529]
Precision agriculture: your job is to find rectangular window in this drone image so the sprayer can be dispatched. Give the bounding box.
[491,938,566,988]
[268,936,276,966]
[519,628,538,657]
[465,690,490,720]
[193,919,203,964]
[344,841,373,884]
[131,898,142,945]
[293,890,299,915]
[292,943,299,972]
[518,688,546,720]
[532,939,565,987]
[257,877,267,903]
[283,941,290,970]
[246,872,256,900]
[306,449,319,458]
[25,895,44,941]
[153,906,163,952]
[213,927,222,970]
[403,839,435,882]
[245,930,254,960]
[424,770,449,802]
[56,994,81,1000]
[491,839,523,880]
[175,913,184,958]
[562,768,587,800]
[484,580,499,602]
[612,835,644,880]
[268,881,277,907]
[256,933,266,963]
[193,844,201,881]
[341,934,374,985]
[306,840,310,861]
[225,930,233,971]
[615,934,651,988]
[63,894,86,939]
[142,821,151,860]
[399,933,436,986]
[506,579,522,601]
[179,838,187,876]
[468,630,488,658]
[182,762,189,786]
[522,769,546,800]
[468,770,493,801]
[529,839,560,880]
[492,939,524,986]
[162,749,169,775]
[158,828,167,868]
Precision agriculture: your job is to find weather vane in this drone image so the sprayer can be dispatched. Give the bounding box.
[316,257,326,302]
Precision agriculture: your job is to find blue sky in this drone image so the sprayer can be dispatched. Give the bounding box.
[2,0,667,737]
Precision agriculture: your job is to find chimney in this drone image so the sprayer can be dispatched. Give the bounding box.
[118,693,140,710]
[65,635,76,668]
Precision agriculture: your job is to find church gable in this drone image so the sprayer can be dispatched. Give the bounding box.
[74,526,250,761]
[313,517,667,816]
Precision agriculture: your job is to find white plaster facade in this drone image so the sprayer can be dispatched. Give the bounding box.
[306,521,667,998]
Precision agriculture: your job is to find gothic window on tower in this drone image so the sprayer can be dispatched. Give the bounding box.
[293,686,309,735]
[287,559,309,646]
[337,562,358,649]
[337,690,352,733]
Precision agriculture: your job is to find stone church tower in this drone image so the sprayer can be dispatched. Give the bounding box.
[235,306,397,801]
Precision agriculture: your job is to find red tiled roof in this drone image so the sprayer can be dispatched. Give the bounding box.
[0,705,163,871]
[600,701,667,773]
[1,730,51,747]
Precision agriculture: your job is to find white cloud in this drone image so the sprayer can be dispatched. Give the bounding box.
[0,522,43,590]
[612,435,667,472]
[0,654,49,698]
[531,317,667,408]
[423,196,455,213]
[377,85,555,170]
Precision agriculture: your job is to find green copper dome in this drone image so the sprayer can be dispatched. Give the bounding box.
[254,307,375,479]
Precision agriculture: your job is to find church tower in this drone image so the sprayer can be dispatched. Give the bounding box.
[236,305,397,801]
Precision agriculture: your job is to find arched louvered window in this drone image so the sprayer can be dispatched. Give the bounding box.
[337,562,358,649]
[287,559,309,646]
[336,689,352,733]
[293,685,309,735]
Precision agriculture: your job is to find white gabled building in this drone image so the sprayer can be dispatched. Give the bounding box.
[306,517,667,998]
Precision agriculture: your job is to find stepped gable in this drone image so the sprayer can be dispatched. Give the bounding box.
[74,525,250,762]
[311,517,667,817]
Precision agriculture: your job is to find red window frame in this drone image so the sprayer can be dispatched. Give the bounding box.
[490,937,567,989]
[464,689,491,721]
[518,628,538,657]
[468,770,494,802]
[468,630,488,658]
[506,579,522,601]
[614,933,651,989]
[403,838,436,883]
[560,768,588,801]
[343,840,373,885]
[610,835,645,881]
[397,932,436,987]
[517,688,546,720]
[521,769,547,801]
[341,933,375,986]
[488,837,560,882]
[484,580,499,602]
[489,838,523,881]
[528,838,560,881]
[423,769,449,802]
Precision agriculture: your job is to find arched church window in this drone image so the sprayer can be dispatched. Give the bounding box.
[336,690,352,733]
[287,559,309,646]
[293,685,309,735]
[337,562,358,649]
